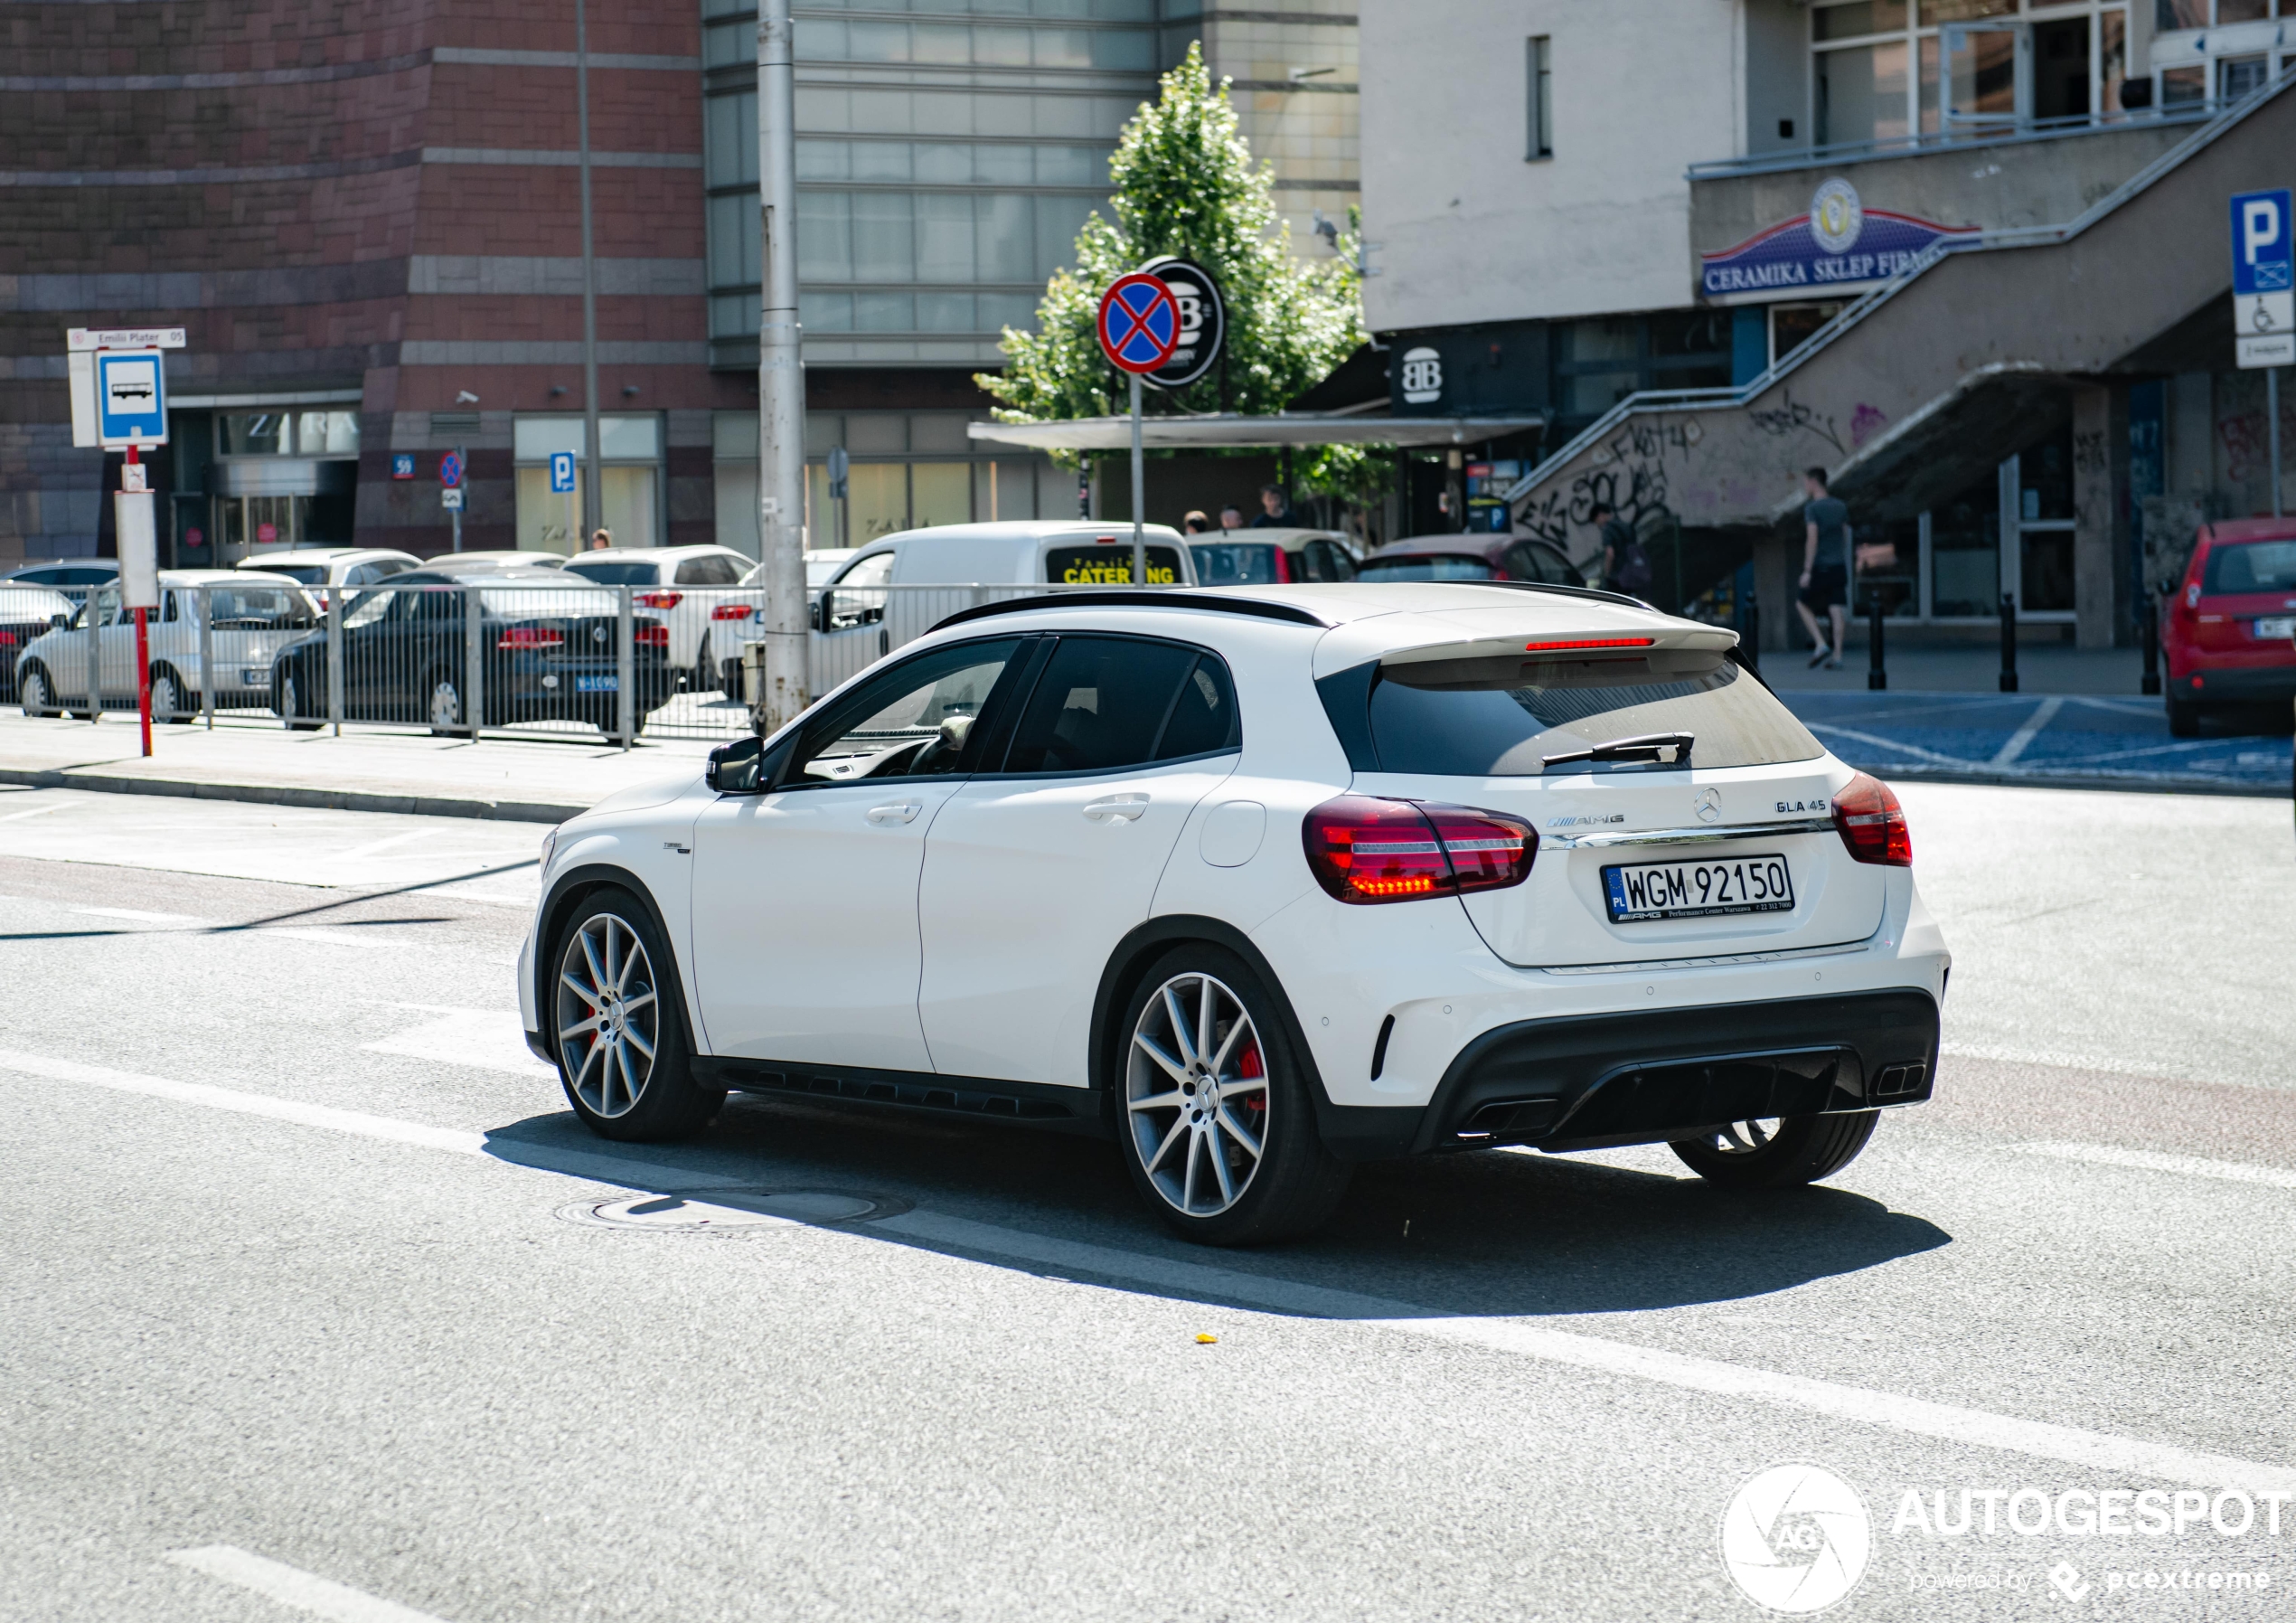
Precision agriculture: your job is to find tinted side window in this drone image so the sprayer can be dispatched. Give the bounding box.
[1001,636,1199,774]
[791,637,1025,783]
[676,554,742,586]
[1154,656,1240,759]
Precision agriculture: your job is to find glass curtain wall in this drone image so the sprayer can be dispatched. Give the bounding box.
[1807,2,2134,151]
[512,417,663,554]
[700,0,1163,367]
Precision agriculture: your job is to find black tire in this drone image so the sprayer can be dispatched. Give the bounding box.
[2166,697,2201,738]
[1114,944,1351,1245]
[551,886,724,1142]
[1669,1110,1879,1189]
[275,667,323,731]
[21,663,57,718]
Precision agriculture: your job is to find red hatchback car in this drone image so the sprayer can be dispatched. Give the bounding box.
[2162,518,2296,735]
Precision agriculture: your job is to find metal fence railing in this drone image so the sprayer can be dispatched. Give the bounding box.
[5,578,1113,745]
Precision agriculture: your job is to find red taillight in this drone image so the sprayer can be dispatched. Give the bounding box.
[634,622,669,646]
[1302,796,1537,904]
[635,590,682,609]
[1273,546,1294,583]
[1832,772,1911,867]
[497,627,565,649]
[0,632,15,646]
[710,602,755,620]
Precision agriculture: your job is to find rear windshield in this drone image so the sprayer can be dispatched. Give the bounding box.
[1359,555,1494,582]
[265,564,328,585]
[1190,542,1283,585]
[1046,545,1183,586]
[203,587,315,627]
[1340,649,1820,775]
[564,561,659,587]
[2204,539,2296,595]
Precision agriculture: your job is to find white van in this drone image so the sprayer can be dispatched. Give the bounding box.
[721,521,1195,695]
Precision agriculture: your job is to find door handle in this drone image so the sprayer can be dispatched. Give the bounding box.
[1083,794,1149,823]
[866,800,922,825]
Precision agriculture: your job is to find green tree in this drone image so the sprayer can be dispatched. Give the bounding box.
[978,42,1367,456]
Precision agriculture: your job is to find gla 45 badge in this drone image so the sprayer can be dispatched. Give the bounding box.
[1777,797,1830,814]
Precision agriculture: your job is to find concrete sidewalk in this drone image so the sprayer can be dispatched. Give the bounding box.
[0,712,715,823]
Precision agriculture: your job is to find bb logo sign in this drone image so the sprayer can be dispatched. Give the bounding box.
[1399,346,1444,405]
[1720,1463,1871,1614]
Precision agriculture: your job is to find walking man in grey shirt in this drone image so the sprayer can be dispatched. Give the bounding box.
[1796,467,1851,668]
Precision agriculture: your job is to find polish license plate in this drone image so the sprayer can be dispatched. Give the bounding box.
[1604,854,1794,923]
[2254,617,2295,640]
[575,674,618,694]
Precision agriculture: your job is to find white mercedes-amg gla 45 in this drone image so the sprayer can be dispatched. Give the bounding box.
[519,583,1948,1243]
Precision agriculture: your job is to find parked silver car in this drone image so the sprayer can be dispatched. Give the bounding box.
[15,570,319,720]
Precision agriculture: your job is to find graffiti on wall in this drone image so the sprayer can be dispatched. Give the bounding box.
[1519,417,1701,553]
[1747,389,1845,456]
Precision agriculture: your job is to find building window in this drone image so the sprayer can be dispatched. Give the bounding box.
[1525,37,1551,160]
[511,415,662,554]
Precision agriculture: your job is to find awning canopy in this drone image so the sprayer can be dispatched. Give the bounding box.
[966,412,1545,451]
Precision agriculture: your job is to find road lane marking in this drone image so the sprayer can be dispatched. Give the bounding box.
[2019,1139,2296,1190]
[338,829,445,860]
[71,905,208,925]
[168,1546,453,1623]
[362,1008,556,1078]
[0,800,68,824]
[1988,696,2064,768]
[13,1049,2296,1497]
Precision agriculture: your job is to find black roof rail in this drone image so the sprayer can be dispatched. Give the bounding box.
[1465,579,1655,610]
[929,590,1331,633]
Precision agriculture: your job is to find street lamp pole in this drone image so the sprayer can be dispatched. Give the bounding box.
[576,0,602,545]
[755,0,808,732]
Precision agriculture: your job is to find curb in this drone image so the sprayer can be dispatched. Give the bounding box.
[0,766,586,825]
[1858,764,2291,798]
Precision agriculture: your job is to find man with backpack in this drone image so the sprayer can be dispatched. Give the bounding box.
[1594,502,1653,599]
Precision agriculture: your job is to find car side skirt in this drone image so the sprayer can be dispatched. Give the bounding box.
[692,1057,1110,1137]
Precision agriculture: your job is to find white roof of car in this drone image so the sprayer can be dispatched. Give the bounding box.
[572,544,744,561]
[233,547,416,565]
[165,569,305,585]
[921,582,1731,676]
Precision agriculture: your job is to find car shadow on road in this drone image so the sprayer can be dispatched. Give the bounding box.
[480,1091,1952,1326]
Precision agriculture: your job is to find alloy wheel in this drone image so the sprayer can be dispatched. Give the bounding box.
[428,677,462,730]
[556,911,661,1119]
[151,671,178,719]
[1698,1118,1783,1156]
[1125,971,1270,1217]
[23,668,48,715]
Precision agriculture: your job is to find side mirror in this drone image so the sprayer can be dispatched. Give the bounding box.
[48,613,67,630]
[706,734,767,794]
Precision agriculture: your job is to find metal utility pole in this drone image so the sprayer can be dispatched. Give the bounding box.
[1129,373,1146,588]
[755,0,808,732]
[576,0,602,544]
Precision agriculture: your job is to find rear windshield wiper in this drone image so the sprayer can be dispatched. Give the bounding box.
[1541,731,1694,769]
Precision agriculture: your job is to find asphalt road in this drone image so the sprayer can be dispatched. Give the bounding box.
[4,781,2293,1623]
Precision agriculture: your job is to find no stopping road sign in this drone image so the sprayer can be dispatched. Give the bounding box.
[1097,273,1181,375]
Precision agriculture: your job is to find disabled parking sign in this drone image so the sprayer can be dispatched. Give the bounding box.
[2230,189,2293,369]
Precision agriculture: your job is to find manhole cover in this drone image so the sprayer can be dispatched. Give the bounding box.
[557,1188,907,1233]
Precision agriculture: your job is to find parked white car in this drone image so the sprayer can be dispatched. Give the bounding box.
[563,544,753,694]
[16,571,319,719]
[519,580,1948,1244]
[236,546,421,606]
[719,521,1197,696]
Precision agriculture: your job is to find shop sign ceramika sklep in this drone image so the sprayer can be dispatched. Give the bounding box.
[1700,179,1981,298]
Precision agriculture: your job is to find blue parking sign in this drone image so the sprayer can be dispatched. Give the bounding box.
[550,451,577,494]
[2231,189,2292,294]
